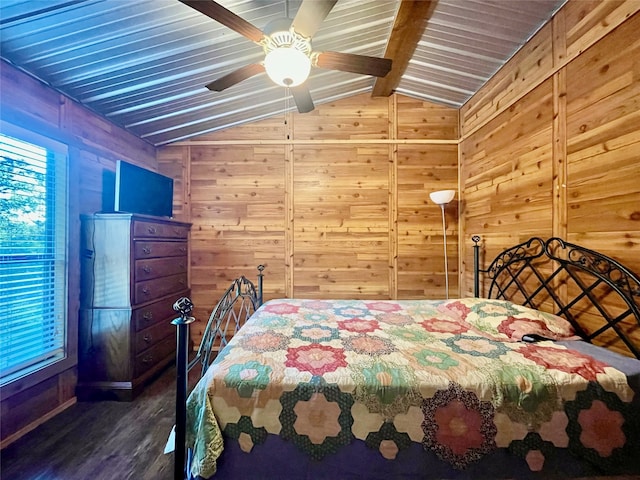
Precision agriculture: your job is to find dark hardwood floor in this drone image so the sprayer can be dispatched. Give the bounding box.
[1,366,190,480]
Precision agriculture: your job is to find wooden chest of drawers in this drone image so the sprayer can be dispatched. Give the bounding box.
[78,213,191,400]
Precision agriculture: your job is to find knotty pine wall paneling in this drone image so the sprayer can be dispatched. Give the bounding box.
[460,79,555,281]
[565,10,640,264]
[459,23,554,138]
[163,93,459,347]
[1,61,158,446]
[292,144,390,298]
[157,145,190,221]
[398,144,459,298]
[164,116,289,341]
[396,97,460,299]
[459,1,640,356]
[190,142,287,341]
[291,95,391,299]
[563,9,640,354]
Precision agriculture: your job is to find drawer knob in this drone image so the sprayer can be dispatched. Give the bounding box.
[147,226,157,234]
[143,246,152,255]
[143,265,152,274]
[142,355,154,365]
[142,287,151,296]
[143,311,153,321]
[143,334,152,344]
[179,246,187,253]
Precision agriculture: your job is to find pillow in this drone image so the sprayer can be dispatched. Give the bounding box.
[437,298,579,342]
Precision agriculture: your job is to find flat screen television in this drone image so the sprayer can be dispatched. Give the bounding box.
[114,160,174,217]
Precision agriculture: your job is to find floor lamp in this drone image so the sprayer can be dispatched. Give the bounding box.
[429,190,456,299]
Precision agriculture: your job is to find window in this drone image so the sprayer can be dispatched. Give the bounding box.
[0,127,68,386]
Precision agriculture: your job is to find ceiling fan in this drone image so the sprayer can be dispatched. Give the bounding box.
[180,0,393,113]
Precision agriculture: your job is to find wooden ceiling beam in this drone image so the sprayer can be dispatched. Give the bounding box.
[372,0,438,97]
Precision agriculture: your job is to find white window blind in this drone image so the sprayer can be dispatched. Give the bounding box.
[0,130,68,385]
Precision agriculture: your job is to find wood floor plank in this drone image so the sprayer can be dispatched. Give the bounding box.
[0,367,191,480]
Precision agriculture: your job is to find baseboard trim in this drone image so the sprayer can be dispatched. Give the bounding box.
[0,397,77,450]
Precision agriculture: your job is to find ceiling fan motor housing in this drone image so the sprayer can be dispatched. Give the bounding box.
[262,18,313,87]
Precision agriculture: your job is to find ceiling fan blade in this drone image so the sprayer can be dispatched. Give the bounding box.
[315,52,392,78]
[179,0,264,43]
[206,63,265,91]
[290,85,315,113]
[291,0,338,38]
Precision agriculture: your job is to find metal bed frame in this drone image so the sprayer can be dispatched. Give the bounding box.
[170,236,640,478]
[171,266,264,480]
[472,235,640,359]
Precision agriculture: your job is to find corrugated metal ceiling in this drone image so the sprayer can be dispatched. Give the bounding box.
[1,0,565,146]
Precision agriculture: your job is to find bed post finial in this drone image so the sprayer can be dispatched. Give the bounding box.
[472,236,481,298]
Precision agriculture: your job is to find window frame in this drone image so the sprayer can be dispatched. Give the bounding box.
[0,122,79,399]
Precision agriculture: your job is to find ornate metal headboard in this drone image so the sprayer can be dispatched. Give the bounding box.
[473,236,640,359]
[189,265,264,377]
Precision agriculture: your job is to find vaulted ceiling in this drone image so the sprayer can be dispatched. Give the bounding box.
[1,0,565,146]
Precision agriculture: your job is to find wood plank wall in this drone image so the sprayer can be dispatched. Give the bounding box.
[0,60,157,446]
[459,1,640,355]
[158,94,459,346]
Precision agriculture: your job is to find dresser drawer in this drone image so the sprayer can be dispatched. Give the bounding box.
[135,256,188,281]
[134,240,188,259]
[134,273,188,304]
[135,320,175,354]
[134,334,175,377]
[133,220,189,239]
[133,296,178,331]
[79,213,190,400]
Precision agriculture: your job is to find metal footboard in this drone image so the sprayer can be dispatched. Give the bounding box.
[172,265,265,480]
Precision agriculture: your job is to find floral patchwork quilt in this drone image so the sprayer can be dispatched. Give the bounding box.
[185,298,640,479]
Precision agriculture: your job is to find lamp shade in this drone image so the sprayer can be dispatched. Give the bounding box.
[429,189,456,205]
[264,47,311,87]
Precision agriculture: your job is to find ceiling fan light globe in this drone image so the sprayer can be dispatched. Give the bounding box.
[264,47,311,87]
